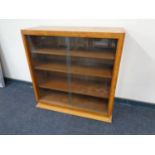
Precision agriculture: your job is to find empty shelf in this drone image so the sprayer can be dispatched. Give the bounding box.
[39,91,108,115]
[34,62,112,79]
[39,78,109,98]
[32,48,115,60]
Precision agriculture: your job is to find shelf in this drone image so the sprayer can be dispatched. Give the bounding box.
[34,62,112,79]
[22,27,125,123]
[39,78,109,98]
[39,91,108,115]
[32,48,115,60]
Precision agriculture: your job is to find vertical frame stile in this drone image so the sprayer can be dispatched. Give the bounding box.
[108,34,125,117]
[21,32,40,102]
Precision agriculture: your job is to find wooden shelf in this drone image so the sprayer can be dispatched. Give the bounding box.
[22,26,125,123]
[33,48,115,60]
[34,62,112,79]
[39,91,108,115]
[39,78,109,98]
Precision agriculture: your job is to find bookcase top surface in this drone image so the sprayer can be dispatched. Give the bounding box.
[22,26,124,32]
[21,26,125,38]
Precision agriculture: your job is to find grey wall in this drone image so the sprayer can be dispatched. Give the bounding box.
[0,19,155,103]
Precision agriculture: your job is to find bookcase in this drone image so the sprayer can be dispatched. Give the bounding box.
[21,27,125,123]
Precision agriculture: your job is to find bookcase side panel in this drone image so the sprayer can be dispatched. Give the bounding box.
[21,33,40,101]
[108,35,125,115]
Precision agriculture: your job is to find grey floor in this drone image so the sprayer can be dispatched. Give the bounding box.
[0,80,155,134]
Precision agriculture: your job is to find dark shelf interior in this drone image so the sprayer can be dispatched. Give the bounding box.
[26,35,117,115]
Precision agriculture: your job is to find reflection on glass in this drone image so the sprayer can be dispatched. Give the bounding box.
[26,36,117,115]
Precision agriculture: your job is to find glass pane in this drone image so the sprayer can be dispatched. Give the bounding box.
[68,37,118,115]
[26,36,70,106]
[25,35,118,115]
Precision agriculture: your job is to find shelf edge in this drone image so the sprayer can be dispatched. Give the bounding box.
[36,101,112,123]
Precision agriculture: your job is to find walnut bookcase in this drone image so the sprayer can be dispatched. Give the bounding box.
[21,27,125,123]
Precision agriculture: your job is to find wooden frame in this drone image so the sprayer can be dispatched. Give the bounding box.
[21,27,125,123]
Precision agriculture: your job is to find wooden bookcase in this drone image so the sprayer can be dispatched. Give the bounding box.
[21,27,125,123]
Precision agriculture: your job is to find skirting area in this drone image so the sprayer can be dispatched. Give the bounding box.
[0,79,155,134]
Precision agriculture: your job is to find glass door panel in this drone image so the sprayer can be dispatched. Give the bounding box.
[26,36,70,106]
[68,37,118,115]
